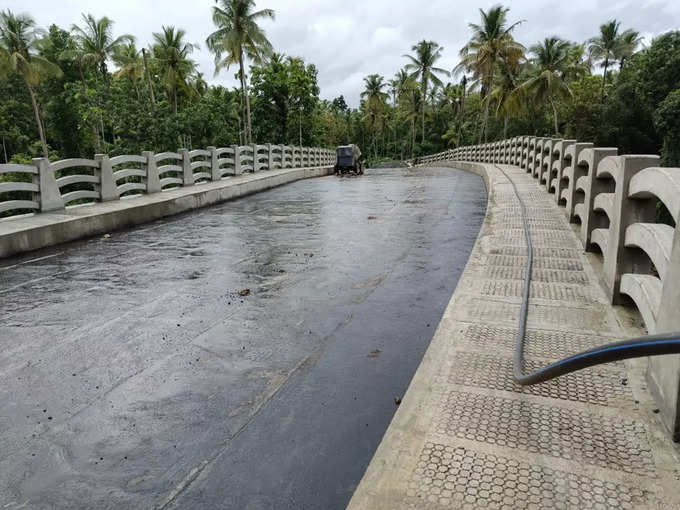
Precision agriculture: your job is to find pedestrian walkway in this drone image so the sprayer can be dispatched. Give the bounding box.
[348,163,680,510]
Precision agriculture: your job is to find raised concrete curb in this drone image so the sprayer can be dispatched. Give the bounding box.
[349,162,680,510]
[0,165,332,259]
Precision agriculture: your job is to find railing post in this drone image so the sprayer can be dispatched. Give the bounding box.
[534,138,546,180]
[96,154,119,201]
[563,142,593,222]
[143,151,160,193]
[542,139,561,190]
[232,145,241,175]
[649,225,680,441]
[33,157,64,212]
[523,137,530,168]
[180,148,193,186]
[268,143,274,171]
[207,146,220,181]
[252,143,258,172]
[551,140,575,203]
[597,155,659,303]
[578,148,618,249]
[527,137,537,174]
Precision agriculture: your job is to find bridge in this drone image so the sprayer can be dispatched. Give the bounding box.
[1,137,680,509]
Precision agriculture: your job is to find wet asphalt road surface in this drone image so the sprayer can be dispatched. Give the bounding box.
[0,166,486,509]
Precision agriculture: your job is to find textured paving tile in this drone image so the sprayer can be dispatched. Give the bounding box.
[349,163,680,510]
[447,351,631,406]
[406,445,652,509]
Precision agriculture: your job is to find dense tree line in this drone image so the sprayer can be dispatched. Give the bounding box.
[2,1,679,170]
[0,1,357,165]
[357,5,680,166]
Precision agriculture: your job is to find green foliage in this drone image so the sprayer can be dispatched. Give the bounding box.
[2,3,679,173]
[654,89,680,167]
[556,74,603,141]
[250,53,320,145]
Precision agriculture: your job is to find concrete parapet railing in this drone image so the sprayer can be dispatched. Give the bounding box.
[0,144,335,219]
[410,136,680,440]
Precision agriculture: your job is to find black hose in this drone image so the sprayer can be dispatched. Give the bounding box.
[492,164,680,386]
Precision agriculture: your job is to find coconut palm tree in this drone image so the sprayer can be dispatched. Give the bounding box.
[455,4,524,142]
[391,68,412,106]
[141,48,156,106]
[152,26,197,114]
[399,81,422,158]
[71,14,133,82]
[112,41,144,99]
[488,59,522,138]
[457,75,469,144]
[361,74,389,158]
[519,37,584,135]
[0,10,62,158]
[616,29,643,70]
[206,0,275,144]
[588,20,621,101]
[403,40,450,144]
[191,71,208,99]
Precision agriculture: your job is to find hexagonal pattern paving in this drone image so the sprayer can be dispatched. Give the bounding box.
[436,391,654,476]
[448,351,632,406]
[406,445,650,509]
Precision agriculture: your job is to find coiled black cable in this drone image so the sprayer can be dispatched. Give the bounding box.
[492,164,680,386]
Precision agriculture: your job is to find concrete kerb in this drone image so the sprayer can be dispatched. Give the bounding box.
[0,165,333,259]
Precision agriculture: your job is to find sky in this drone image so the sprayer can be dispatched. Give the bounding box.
[6,0,680,107]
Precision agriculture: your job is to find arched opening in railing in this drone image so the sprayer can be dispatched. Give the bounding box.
[155,152,183,190]
[188,149,212,184]
[52,159,101,206]
[0,163,40,217]
[111,155,147,198]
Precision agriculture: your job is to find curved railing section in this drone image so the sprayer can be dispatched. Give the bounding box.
[410,135,680,340]
[0,144,335,218]
[0,163,40,215]
[413,135,680,440]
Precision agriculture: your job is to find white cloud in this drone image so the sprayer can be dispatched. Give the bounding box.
[4,0,679,107]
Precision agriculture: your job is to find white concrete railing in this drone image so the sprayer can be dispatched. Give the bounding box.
[0,144,335,216]
[411,137,680,439]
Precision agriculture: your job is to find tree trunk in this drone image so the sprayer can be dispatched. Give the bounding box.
[411,117,416,158]
[142,48,156,106]
[481,93,490,143]
[457,90,465,146]
[480,71,493,143]
[79,65,102,153]
[239,49,253,144]
[27,83,49,159]
[550,97,559,135]
[172,86,178,115]
[421,79,426,144]
[601,56,609,102]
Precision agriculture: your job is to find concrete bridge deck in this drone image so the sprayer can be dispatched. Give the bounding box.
[349,163,680,510]
[0,166,486,509]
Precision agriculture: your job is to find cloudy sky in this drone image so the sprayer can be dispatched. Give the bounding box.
[7,0,680,106]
